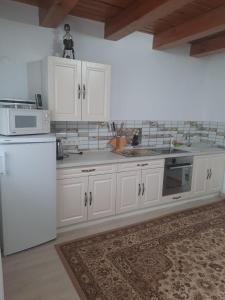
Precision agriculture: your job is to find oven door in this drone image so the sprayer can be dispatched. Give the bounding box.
[163,160,193,196]
[9,109,44,135]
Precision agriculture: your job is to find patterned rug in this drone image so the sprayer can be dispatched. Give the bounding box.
[56,200,225,300]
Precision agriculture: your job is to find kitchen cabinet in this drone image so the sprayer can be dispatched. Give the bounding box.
[43,56,111,122]
[192,154,225,197]
[116,162,164,214]
[116,170,141,214]
[81,62,111,121]
[207,155,225,193]
[57,168,116,227]
[57,152,225,230]
[140,168,164,208]
[0,251,4,300]
[88,174,116,220]
[57,176,88,227]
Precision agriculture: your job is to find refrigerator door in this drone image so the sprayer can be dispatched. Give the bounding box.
[0,152,6,175]
[0,141,56,255]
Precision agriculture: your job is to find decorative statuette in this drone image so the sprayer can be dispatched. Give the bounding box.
[63,24,75,59]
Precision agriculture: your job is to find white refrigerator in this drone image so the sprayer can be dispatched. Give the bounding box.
[0,135,56,255]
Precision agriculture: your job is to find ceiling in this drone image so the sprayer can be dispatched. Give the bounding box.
[14,0,225,57]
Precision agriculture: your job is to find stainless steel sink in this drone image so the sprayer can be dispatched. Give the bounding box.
[117,147,189,157]
[154,148,189,155]
[118,148,159,157]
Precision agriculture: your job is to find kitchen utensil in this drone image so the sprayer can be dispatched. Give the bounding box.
[108,136,128,152]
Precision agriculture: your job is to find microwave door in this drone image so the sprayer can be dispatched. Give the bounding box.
[9,110,41,135]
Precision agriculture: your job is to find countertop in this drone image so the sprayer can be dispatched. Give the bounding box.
[57,143,225,169]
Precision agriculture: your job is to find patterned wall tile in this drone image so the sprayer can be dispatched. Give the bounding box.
[51,120,225,151]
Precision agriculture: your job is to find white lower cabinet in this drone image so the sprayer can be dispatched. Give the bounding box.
[57,171,116,227]
[116,170,141,214]
[192,156,208,196]
[208,155,225,193]
[88,174,116,221]
[192,154,225,197]
[116,167,164,214]
[140,168,164,208]
[57,176,88,227]
[57,153,225,229]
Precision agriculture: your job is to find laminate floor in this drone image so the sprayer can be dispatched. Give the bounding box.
[3,196,221,300]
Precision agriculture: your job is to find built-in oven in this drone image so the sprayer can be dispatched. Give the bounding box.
[163,156,193,197]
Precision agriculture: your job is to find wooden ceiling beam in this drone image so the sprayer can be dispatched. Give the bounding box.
[39,0,79,28]
[153,4,225,50]
[104,0,194,41]
[190,33,225,57]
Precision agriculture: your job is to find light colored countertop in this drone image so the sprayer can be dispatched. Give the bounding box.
[57,143,225,169]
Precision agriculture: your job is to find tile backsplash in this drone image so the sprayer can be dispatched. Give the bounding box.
[51,121,225,151]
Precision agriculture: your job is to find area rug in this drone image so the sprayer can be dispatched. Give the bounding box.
[56,200,225,300]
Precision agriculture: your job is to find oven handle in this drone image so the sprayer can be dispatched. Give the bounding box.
[167,164,192,170]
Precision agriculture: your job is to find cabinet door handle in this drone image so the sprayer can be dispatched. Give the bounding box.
[209,168,212,179]
[172,196,182,200]
[206,169,209,180]
[142,183,145,196]
[84,192,88,207]
[89,192,92,206]
[173,196,182,200]
[82,169,96,173]
[138,184,141,196]
[78,84,81,99]
[83,84,86,99]
[137,163,149,167]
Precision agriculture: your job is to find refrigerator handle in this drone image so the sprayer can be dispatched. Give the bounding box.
[0,152,7,175]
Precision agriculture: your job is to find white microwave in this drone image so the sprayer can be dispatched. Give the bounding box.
[0,108,50,136]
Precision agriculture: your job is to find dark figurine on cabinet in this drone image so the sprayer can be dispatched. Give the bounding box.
[63,24,75,59]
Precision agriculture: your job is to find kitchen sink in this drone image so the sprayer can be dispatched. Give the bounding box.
[154,148,189,155]
[117,147,189,157]
[118,148,159,157]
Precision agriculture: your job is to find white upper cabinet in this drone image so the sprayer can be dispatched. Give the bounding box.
[43,56,111,122]
[45,57,82,121]
[82,62,111,121]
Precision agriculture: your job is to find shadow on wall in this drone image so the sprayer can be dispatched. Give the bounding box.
[0,58,28,99]
[27,61,42,101]
[52,29,64,57]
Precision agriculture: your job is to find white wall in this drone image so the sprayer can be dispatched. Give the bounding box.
[0,0,225,121]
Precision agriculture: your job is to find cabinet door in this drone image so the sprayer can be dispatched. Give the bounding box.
[116,171,141,214]
[88,174,116,221]
[140,168,163,208]
[48,57,82,121]
[208,155,225,193]
[57,176,88,227]
[82,62,111,121]
[192,156,208,197]
[0,251,4,300]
